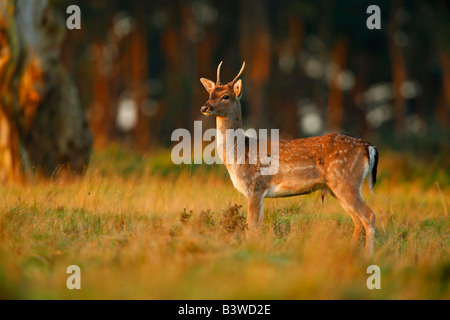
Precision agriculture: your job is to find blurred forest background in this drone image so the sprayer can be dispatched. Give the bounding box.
[0,0,449,180]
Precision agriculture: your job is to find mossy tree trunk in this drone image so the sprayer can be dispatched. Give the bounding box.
[0,0,92,182]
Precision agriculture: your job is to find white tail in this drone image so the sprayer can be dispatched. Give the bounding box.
[367,146,379,194]
[200,62,379,255]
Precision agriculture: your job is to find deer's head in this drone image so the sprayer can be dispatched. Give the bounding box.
[200,62,245,117]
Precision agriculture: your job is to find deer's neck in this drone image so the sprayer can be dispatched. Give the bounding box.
[216,101,242,134]
[216,101,243,164]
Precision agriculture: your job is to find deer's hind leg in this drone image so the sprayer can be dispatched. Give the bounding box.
[348,209,365,242]
[322,186,364,241]
[328,184,376,255]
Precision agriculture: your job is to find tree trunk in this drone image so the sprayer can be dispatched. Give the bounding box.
[0,0,92,181]
[130,28,150,150]
[326,38,348,132]
[389,0,408,137]
[240,0,271,129]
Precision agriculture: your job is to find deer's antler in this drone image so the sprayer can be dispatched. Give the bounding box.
[230,61,245,85]
[216,61,223,85]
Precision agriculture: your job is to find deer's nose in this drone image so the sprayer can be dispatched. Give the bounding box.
[201,104,212,113]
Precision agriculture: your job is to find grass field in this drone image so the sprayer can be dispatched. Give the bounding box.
[0,145,448,299]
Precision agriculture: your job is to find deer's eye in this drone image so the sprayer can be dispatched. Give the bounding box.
[222,95,229,100]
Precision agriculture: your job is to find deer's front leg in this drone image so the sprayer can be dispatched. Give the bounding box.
[245,192,265,238]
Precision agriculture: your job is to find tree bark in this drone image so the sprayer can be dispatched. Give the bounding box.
[0,0,92,181]
[326,38,348,132]
[389,0,408,137]
[240,0,271,129]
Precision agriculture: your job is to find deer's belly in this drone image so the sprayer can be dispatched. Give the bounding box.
[265,174,323,198]
[226,165,324,198]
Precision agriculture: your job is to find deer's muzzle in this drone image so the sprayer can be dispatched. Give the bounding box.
[201,104,213,114]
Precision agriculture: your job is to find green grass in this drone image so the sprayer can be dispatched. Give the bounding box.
[0,145,448,299]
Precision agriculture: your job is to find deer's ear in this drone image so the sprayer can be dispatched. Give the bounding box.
[233,79,242,97]
[200,78,215,94]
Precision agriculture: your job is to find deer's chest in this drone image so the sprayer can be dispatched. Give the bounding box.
[227,165,252,197]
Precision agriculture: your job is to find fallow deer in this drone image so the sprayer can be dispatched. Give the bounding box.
[200,62,379,255]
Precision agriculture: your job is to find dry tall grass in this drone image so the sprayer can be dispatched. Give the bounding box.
[0,146,448,299]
